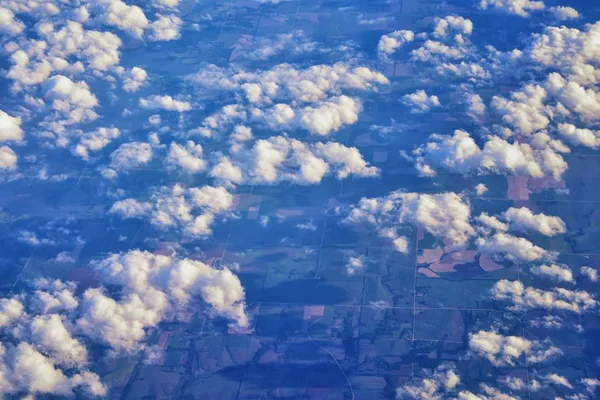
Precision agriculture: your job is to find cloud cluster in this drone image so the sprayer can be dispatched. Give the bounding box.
[397,365,460,399]
[109,184,235,238]
[491,279,597,313]
[479,0,545,17]
[469,330,561,366]
[377,30,414,58]
[343,191,473,250]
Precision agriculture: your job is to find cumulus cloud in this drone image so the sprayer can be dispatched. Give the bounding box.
[476,232,551,261]
[491,279,597,313]
[0,146,17,170]
[0,7,24,35]
[148,14,182,41]
[549,6,579,20]
[377,30,415,58]
[0,110,22,142]
[502,207,566,236]
[212,136,377,186]
[121,66,148,92]
[469,330,561,366]
[557,123,600,149]
[299,95,361,136]
[74,127,120,160]
[80,250,249,350]
[346,257,365,275]
[530,264,573,283]
[479,0,545,17]
[109,142,153,172]
[139,95,191,112]
[414,129,567,179]
[110,185,234,237]
[397,365,460,399]
[166,141,206,173]
[433,16,473,39]
[580,266,598,282]
[93,0,149,38]
[343,191,474,248]
[402,90,441,113]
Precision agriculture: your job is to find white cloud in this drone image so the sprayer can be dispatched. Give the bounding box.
[491,84,549,134]
[377,30,415,58]
[397,365,460,399]
[139,95,191,112]
[557,123,600,149]
[0,298,24,328]
[343,191,474,248]
[402,90,441,113]
[465,94,486,119]
[433,16,473,39]
[479,0,545,17]
[474,183,488,195]
[122,66,148,92]
[414,129,567,179]
[346,257,365,275]
[79,250,249,350]
[491,279,597,313]
[0,110,22,142]
[549,6,579,20]
[299,95,361,136]
[29,314,88,367]
[149,14,182,41]
[74,127,121,160]
[580,266,597,282]
[469,330,561,366]
[94,0,149,38]
[109,142,153,171]
[0,7,24,35]
[166,141,206,173]
[476,232,551,261]
[0,342,105,398]
[109,198,152,219]
[543,373,572,389]
[530,264,573,283]
[502,207,566,236]
[0,146,17,170]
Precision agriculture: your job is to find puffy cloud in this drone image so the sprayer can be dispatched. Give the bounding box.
[29,314,88,367]
[0,298,24,328]
[474,183,488,195]
[580,266,598,282]
[469,330,561,366]
[166,141,206,173]
[402,90,441,113]
[458,384,520,400]
[110,185,234,237]
[476,232,551,261]
[491,84,549,134]
[121,66,148,92]
[0,342,105,398]
[109,198,152,219]
[139,95,191,112]
[557,123,600,149]
[411,40,470,63]
[343,191,474,248]
[530,264,573,283]
[94,0,149,38]
[549,6,579,20]
[502,207,566,236]
[109,142,153,171]
[377,30,415,58]
[0,7,24,35]
[74,127,121,160]
[80,250,248,350]
[491,279,597,313]
[523,22,600,85]
[397,365,460,399]
[0,146,17,170]
[433,16,473,39]
[479,0,545,17]
[346,257,365,275]
[217,136,377,186]
[187,62,389,104]
[543,373,572,389]
[299,95,361,136]
[545,73,600,122]
[465,94,486,119]
[414,130,567,179]
[0,110,22,142]
[149,14,182,41]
